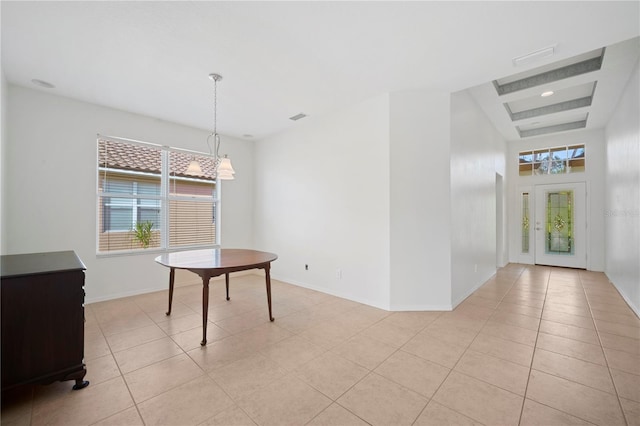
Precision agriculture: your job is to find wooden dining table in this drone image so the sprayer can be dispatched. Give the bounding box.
[155,248,278,346]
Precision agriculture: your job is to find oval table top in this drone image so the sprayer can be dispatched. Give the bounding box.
[155,248,277,271]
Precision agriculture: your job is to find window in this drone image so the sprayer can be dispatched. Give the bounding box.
[519,144,585,176]
[97,138,218,253]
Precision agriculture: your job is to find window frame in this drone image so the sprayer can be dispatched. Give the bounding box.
[96,136,221,256]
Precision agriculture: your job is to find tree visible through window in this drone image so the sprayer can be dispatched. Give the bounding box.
[97,138,218,253]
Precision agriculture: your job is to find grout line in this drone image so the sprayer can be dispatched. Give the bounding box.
[580,270,631,426]
[517,264,551,426]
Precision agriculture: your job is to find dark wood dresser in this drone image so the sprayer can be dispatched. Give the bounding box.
[1,251,89,391]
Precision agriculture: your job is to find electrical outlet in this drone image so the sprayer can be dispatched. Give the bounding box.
[336,268,342,279]
[474,264,478,273]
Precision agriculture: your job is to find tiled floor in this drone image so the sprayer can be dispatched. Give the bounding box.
[2,264,639,425]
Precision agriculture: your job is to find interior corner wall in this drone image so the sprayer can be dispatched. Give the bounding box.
[389,90,452,310]
[253,94,391,309]
[604,58,640,315]
[5,85,254,303]
[449,90,507,307]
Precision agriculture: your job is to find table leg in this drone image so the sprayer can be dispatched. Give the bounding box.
[201,276,210,346]
[166,268,175,316]
[265,264,274,322]
[225,273,230,301]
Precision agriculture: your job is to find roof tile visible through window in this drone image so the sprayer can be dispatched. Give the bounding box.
[98,139,216,180]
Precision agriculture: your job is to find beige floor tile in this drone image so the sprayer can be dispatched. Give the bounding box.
[501,295,545,309]
[604,347,640,375]
[93,407,144,426]
[452,303,496,321]
[596,319,640,340]
[374,350,450,398]
[481,320,538,346]
[532,348,615,394]
[402,332,467,369]
[31,377,134,425]
[520,399,593,425]
[526,369,625,425]
[432,371,523,425]
[84,330,112,361]
[104,324,167,353]
[146,300,197,323]
[99,312,156,337]
[543,301,592,318]
[454,349,530,395]
[536,333,606,365]
[423,321,481,346]
[138,375,234,426]
[113,337,183,374]
[85,354,121,386]
[413,400,483,426]
[598,331,640,355]
[214,309,272,335]
[124,353,204,403]
[495,302,543,319]
[464,294,501,309]
[237,375,331,426]
[294,351,368,400]
[299,320,358,349]
[380,311,442,332]
[156,313,204,336]
[187,337,256,372]
[621,398,640,426]
[260,335,325,371]
[359,320,417,347]
[610,368,640,402]
[208,353,288,399]
[542,310,595,330]
[469,332,534,366]
[306,403,369,426]
[539,319,600,345]
[170,322,230,352]
[199,405,257,425]
[490,310,541,331]
[591,308,640,327]
[337,373,428,426]
[330,334,396,370]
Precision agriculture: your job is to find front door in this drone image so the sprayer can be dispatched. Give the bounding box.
[534,183,586,268]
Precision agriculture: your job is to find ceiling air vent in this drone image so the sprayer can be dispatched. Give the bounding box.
[289,113,307,121]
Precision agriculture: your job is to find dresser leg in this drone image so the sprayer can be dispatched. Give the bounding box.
[72,379,90,390]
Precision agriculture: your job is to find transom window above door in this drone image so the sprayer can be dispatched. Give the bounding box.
[519,144,585,176]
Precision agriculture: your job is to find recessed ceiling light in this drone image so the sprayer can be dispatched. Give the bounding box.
[31,79,55,89]
[541,91,554,97]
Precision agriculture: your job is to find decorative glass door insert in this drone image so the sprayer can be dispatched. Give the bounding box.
[545,191,573,255]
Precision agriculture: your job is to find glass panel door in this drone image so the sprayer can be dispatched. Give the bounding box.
[534,183,586,268]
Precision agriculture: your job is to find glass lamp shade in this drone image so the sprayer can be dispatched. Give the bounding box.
[216,157,235,180]
[185,160,203,176]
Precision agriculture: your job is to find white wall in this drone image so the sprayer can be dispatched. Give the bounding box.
[507,129,606,271]
[1,67,7,255]
[4,85,254,302]
[389,90,452,310]
[450,90,507,307]
[254,95,391,309]
[604,58,640,315]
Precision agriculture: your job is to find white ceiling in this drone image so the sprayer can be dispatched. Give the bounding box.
[2,1,639,141]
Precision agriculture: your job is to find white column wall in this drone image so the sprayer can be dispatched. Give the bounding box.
[5,85,254,302]
[450,90,507,307]
[389,90,452,310]
[604,58,640,315]
[253,94,391,309]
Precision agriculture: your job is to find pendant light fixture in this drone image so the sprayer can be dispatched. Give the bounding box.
[185,73,235,180]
